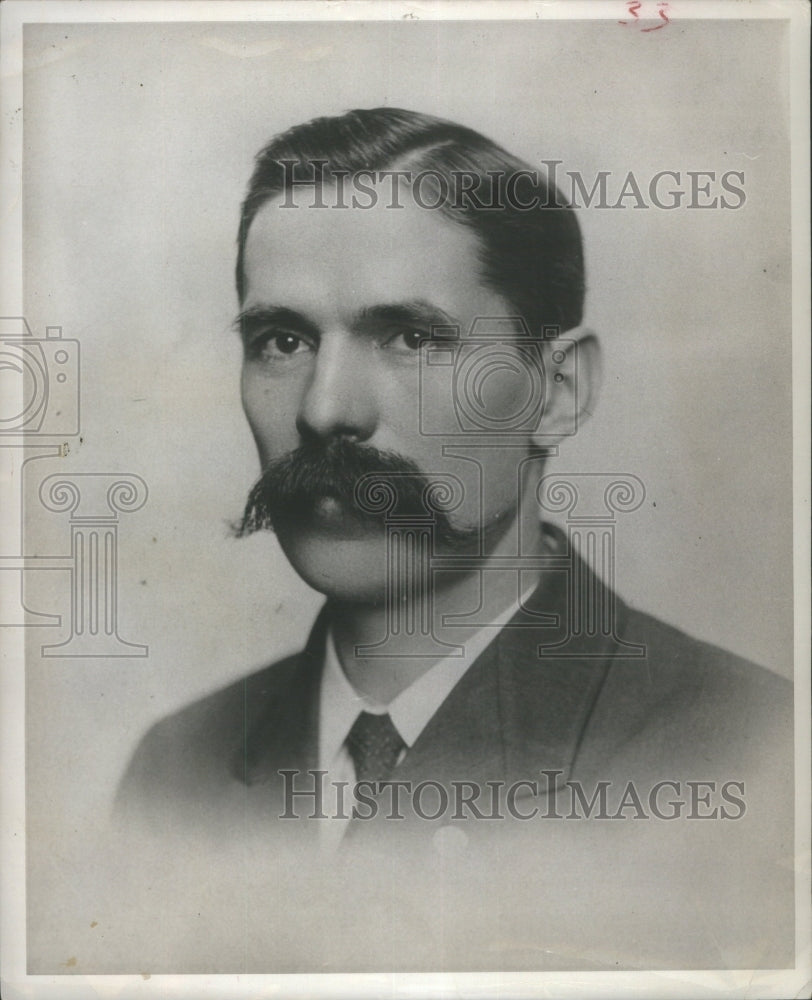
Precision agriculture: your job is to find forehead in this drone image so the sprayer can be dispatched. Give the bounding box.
[241,187,505,320]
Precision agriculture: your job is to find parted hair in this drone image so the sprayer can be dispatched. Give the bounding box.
[236,107,585,334]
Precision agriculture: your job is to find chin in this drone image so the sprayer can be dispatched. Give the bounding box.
[277,528,391,605]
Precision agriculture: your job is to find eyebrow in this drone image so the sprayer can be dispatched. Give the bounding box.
[356,300,460,333]
[234,299,461,342]
[234,305,320,343]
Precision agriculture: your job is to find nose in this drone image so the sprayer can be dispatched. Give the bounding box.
[296,334,378,443]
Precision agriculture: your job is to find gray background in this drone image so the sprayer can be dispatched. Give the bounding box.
[21,17,793,969]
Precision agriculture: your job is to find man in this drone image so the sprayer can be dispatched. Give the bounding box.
[116,109,793,969]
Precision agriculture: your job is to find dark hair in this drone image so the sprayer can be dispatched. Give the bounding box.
[236,108,584,333]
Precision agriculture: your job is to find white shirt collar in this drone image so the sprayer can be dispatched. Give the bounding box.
[318,579,538,769]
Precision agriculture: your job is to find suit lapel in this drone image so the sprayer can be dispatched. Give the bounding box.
[237,605,327,792]
[390,637,505,785]
[395,535,619,790]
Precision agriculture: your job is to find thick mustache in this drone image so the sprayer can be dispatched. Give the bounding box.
[234,439,444,538]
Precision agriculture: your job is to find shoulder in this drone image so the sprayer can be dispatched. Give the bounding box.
[114,652,302,821]
[579,601,793,777]
[614,602,791,710]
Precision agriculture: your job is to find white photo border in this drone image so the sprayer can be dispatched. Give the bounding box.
[1,2,809,997]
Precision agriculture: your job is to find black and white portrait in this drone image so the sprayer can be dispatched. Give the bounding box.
[2,3,808,995]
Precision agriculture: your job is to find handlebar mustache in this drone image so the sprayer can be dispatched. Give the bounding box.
[234,439,475,549]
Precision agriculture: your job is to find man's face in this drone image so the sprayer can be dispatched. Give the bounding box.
[240,185,537,601]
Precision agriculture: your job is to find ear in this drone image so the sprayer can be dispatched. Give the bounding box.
[531,326,602,446]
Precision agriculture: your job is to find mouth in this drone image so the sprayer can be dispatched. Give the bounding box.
[279,492,386,537]
[312,492,352,520]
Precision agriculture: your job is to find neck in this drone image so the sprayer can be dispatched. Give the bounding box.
[330,478,546,705]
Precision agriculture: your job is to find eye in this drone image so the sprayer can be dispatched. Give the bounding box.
[249,331,314,362]
[270,333,306,355]
[384,328,427,352]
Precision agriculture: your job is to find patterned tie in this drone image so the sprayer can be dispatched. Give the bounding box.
[345,711,405,782]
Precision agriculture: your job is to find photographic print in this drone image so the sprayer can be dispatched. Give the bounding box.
[1,1,809,997]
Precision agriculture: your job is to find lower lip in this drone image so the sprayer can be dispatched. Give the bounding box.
[300,496,380,538]
[313,495,343,518]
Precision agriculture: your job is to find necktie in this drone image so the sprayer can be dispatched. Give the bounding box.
[346,711,405,782]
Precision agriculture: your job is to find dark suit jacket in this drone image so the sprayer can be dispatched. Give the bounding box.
[115,531,794,970]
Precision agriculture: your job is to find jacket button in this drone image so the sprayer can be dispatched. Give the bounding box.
[432,825,468,857]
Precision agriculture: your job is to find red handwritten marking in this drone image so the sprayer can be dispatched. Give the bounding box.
[618,0,642,24]
[641,3,670,30]
[618,0,670,29]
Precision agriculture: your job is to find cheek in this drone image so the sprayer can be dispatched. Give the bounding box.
[240,368,303,458]
[480,366,532,418]
[374,365,427,443]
